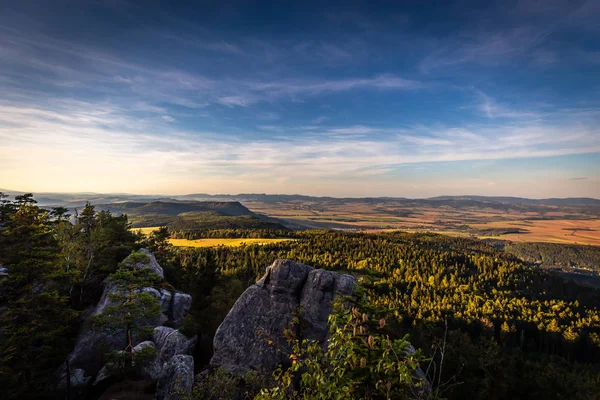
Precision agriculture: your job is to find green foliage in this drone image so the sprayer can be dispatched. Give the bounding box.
[121,250,151,266]
[0,194,139,398]
[168,213,289,239]
[102,344,158,379]
[257,296,428,400]
[0,290,78,396]
[165,231,600,399]
[503,241,600,271]
[52,202,139,308]
[88,259,162,373]
[189,367,266,400]
[2,192,600,399]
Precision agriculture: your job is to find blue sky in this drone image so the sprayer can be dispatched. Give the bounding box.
[0,0,599,197]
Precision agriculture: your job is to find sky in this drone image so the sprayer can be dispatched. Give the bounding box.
[0,0,599,198]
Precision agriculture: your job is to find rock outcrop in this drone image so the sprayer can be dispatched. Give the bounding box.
[136,248,164,279]
[57,368,91,396]
[60,249,196,398]
[0,264,8,299]
[156,355,194,400]
[154,327,198,367]
[211,259,356,377]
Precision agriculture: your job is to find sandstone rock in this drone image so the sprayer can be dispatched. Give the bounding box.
[94,360,118,386]
[300,268,356,344]
[92,340,163,386]
[67,280,129,376]
[171,292,192,326]
[155,355,194,400]
[0,265,8,299]
[133,341,162,381]
[211,259,356,377]
[140,288,171,325]
[64,250,194,389]
[133,248,164,279]
[138,288,192,326]
[153,326,197,366]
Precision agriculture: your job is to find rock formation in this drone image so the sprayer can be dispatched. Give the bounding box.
[156,355,195,400]
[210,259,356,377]
[0,264,7,299]
[59,249,196,399]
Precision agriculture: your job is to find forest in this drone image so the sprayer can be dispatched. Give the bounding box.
[1,193,600,399]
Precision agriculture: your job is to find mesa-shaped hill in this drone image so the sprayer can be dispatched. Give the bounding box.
[98,201,253,217]
[92,201,289,231]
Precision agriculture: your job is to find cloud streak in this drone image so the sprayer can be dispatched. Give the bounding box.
[1,95,598,194]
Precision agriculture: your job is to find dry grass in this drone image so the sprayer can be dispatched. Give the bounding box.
[470,219,600,246]
[168,238,294,248]
[244,200,600,246]
[134,203,600,246]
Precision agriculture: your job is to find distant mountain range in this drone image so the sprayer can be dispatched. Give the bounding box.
[1,189,599,208]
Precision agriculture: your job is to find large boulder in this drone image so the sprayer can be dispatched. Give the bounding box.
[156,355,194,400]
[211,259,356,376]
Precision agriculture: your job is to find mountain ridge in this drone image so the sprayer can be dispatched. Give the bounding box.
[2,189,598,207]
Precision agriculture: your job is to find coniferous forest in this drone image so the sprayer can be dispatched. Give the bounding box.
[1,194,599,399]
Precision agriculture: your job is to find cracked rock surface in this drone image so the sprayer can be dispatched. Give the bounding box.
[211,259,356,376]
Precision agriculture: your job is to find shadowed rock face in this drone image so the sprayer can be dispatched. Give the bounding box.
[156,355,194,400]
[211,259,356,377]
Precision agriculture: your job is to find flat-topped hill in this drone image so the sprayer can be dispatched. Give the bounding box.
[97,201,253,217]
[92,201,289,231]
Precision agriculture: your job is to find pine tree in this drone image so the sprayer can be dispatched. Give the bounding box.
[87,252,161,377]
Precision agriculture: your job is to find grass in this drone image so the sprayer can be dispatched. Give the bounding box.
[135,226,162,235]
[168,238,294,248]
[133,226,293,247]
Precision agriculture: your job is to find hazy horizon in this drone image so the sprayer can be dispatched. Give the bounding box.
[1,1,599,198]
[2,186,599,201]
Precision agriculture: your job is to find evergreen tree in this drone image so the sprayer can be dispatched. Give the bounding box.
[87,251,161,378]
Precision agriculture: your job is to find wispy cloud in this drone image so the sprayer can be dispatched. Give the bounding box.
[2,97,598,191]
[420,26,552,73]
[475,91,541,119]
[218,96,253,108]
[0,26,424,111]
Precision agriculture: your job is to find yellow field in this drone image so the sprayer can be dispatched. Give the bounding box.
[133,227,293,247]
[167,238,294,248]
[134,226,162,235]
